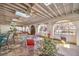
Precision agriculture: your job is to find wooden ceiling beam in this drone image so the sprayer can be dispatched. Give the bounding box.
[6,3,27,13]
[24,3,51,19]
[63,3,67,15]
[35,3,53,18]
[53,3,62,16]
[43,4,57,17]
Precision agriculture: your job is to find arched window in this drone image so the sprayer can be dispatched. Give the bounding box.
[16,27,23,32]
[26,26,30,33]
[38,24,48,36]
[53,20,76,43]
[53,20,76,35]
[30,25,36,35]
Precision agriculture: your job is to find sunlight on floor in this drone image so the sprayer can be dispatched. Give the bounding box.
[63,44,70,48]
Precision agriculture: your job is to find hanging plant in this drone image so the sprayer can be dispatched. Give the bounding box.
[10,21,17,32]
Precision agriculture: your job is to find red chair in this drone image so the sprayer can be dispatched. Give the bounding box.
[25,39,35,48]
[48,33,50,38]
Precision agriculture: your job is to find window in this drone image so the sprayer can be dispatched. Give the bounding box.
[54,21,76,35]
[16,27,23,32]
[38,24,48,36]
[16,11,30,18]
[26,26,30,33]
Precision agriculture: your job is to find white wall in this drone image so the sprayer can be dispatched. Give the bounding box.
[74,21,79,46]
[24,13,79,46]
[0,25,10,33]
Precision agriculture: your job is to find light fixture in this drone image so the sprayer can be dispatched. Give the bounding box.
[12,19,18,21]
[12,19,22,22]
[44,3,52,6]
[16,11,30,18]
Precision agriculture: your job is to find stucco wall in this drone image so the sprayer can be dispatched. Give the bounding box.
[0,25,10,34]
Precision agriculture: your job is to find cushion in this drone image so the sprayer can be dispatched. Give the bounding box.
[26,39,35,47]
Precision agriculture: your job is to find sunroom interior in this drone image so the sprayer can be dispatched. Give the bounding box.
[0,3,79,56]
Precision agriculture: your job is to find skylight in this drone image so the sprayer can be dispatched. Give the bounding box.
[44,3,52,6]
[16,11,30,18]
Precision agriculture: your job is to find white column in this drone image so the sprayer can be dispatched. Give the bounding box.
[74,21,79,46]
[34,24,38,34]
[47,22,53,38]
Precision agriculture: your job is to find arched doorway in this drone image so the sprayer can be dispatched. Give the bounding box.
[38,24,48,36]
[30,25,36,35]
[26,26,30,34]
[53,20,76,44]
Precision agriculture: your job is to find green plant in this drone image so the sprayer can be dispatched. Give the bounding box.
[40,37,57,56]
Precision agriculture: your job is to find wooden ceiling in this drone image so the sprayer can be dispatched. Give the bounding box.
[0,3,79,25]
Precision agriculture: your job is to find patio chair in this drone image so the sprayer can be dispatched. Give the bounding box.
[0,33,10,50]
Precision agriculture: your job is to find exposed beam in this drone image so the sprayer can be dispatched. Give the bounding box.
[24,3,31,7]
[20,3,47,18]
[12,3,27,12]
[32,8,50,18]
[43,4,57,17]
[2,6,15,13]
[0,11,15,19]
[67,3,73,14]
[6,3,27,13]
[0,6,15,19]
[1,3,47,23]
[15,3,28,10]
[72,3,74,14]
[71,3,74,14]
[33,12,46,18]
[35,3,53,18]
[4,4,22,12]
[53,3,62,16]
[63,3,67,15]
[39,3,56,17]
[24,3,51,19]
[24,3,47,17]
[18,3,42,17]
[33,7,52,19]
[0,4,15,14]
[2,8,14,14]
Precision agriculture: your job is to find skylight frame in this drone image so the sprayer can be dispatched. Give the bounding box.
[15,11,30,18]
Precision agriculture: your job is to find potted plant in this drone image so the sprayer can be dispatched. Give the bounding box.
[39,37,57,56]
